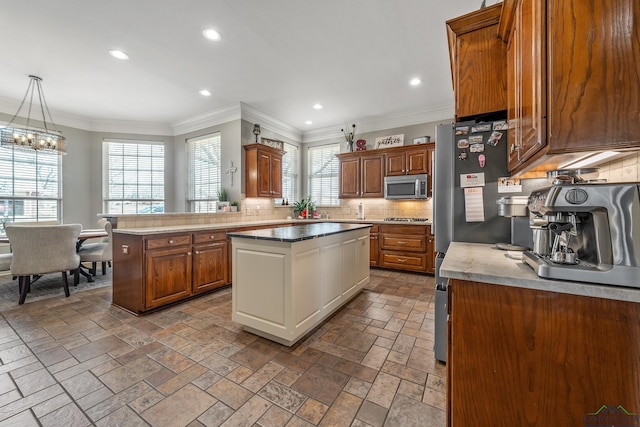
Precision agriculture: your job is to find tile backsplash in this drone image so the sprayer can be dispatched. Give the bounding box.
[597,152,639,183]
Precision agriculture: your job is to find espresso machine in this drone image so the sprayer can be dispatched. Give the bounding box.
[522,182,640,288]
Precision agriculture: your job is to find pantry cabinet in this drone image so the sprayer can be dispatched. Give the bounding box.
[501,0,640,174]
[446,3,507,120]
[244,143,284,198]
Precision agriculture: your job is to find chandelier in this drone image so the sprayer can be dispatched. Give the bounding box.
[0,75,66,155]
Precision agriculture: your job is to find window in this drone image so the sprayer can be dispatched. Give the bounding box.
[307,144,340,206]
[282,142,299,203]
[187,133,221,212]
[103,140,165,214]
[0,144,61,234]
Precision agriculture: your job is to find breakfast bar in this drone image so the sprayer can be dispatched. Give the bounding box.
[228,223,371,346]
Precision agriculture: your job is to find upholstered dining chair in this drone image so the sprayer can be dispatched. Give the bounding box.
[75,221,112,285]
[5,224,82,305]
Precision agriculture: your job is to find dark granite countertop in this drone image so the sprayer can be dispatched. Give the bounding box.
[226,222,371,243]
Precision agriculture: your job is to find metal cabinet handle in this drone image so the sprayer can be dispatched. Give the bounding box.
[210,235,215,239]
[194,250,199,255]
[397,241,406,245]
[168,239,174,244]
[187,252,192,256]
[397,258,406,263]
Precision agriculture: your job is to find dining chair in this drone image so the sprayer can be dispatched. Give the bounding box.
[0,253,12,272]
[5,224,82,305]
[75,221,112,285]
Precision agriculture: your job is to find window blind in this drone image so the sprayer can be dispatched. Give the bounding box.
[103,139,165,214]
[0,144,61,232]
[282,142,299,203]
[186,133,221,212]
[307,144,340,206]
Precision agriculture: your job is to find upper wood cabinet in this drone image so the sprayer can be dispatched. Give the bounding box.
[446,3,507,121]
[501,0,640,174]
[337,151,385,198]
[244,144,284,198]
[385,146,430,176]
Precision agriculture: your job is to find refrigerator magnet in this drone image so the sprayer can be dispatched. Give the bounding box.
[478,154,486,168]
[471,123,491,133]
[487,131,503,146]
[458,150,468,160]
[455,126,469,135]
[469,135,483,144]
[470,143,484,153]
[457,139,469,149]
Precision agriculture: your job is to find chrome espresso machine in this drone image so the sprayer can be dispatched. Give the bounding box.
[522,181,640,288]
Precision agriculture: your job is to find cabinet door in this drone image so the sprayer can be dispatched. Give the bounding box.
[427,235,435,274]
[193,242,228,293]
[369,233,379,266]
[145,247,192,309]
[385,152,406,176]
[510,0,546,170]
[405,148,429,175]
[257,151,272,197]
[507,21,520,171]
[270,154,282,198]
[360,154,384,197]
[339,157,360,198]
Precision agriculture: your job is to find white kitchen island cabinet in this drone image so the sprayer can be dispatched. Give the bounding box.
[229,223,371,346]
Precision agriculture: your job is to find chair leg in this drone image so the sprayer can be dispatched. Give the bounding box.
[19,275,30,305]
[61,272,70,298]
[90,262,97,276]
[73,268,80,286]
[101,261,107,275]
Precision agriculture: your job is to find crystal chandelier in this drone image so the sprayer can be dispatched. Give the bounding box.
[0,75,66,155]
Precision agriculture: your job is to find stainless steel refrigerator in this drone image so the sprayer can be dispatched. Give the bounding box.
[432,120,511,363]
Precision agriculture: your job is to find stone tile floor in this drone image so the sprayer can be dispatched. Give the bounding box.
[0,269,445,426]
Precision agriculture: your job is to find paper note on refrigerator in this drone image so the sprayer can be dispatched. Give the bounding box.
[464,187,485,222]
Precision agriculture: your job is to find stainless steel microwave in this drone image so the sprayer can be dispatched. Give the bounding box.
[384,174,429,199]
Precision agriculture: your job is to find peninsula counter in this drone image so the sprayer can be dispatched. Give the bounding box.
[229,223,371,346]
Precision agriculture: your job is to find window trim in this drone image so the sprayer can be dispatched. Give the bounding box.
[186,132,222,212]
[307,143,340,207]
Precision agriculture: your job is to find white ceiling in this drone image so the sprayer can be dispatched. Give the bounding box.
[0,0,486,139]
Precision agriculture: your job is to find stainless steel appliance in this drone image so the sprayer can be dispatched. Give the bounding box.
[496,195,531,250]
[432,121,546,362]
[523,182,640,288]
[384,174,429,200]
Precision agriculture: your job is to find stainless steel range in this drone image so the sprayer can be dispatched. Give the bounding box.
[523,182,640,288]
[383,217,429,222]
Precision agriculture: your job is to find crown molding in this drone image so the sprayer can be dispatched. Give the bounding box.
[239,102,302,142]
[170,103,242,136]
[302,103,455,143]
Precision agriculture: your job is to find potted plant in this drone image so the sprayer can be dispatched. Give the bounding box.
[230,201,239,212]
[217,187,230,212]
[292,196,314,219]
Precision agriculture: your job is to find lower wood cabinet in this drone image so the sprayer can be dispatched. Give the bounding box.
[145,244,192,310]
[448,279,640,426]
[377,224,432,274]
[369,225,379,267]
[193,231,228,294]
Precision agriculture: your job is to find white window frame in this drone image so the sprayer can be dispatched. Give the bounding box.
[281,142,299,203]
[102,139,165,214]
[186,132,222,212]
[0,143,62,233]
[307,143,340,207]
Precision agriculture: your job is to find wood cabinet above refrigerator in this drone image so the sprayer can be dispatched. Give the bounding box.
[446,3,507,121]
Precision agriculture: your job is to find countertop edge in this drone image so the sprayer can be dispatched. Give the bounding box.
[441,242,640,303]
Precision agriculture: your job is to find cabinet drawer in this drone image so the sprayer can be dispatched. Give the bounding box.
[380,234,426,252]
[379,224,429,235]
[146,234,191,250]
[193,230,227,244]
[380,251,428,272]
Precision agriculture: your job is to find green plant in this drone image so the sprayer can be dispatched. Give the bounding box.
[292,196,314,218]
[230,201,238,207]
[217,187,229,202]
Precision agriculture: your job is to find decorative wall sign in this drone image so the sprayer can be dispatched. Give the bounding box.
[259,137,284,150]
[375,134,404,149]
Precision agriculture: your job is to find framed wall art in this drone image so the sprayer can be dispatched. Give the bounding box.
[375,134,404,149]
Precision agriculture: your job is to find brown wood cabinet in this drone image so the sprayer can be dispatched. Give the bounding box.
[337,151,384,198]
[378,224,431,274]
[501,0,640,175]
[426,232,435,274]
[447,279,640,426]
[446,3,507,121]
[144,234,193,310]
[192,230,228,294]
[384,146,431,177]
[244,144,284,198]
[369,225,379,267]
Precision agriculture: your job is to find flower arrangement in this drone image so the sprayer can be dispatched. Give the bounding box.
[292,196,317,219]
[341,123,356,151]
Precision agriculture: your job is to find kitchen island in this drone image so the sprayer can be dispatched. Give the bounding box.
[441,242,640,426]
[228,223,371,346]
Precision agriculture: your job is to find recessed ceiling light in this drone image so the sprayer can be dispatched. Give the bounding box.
[202,28,223,41]
[409,78,422,86]
[108,49,129,60]
[305,120,313,125]
[312,104,323,110]
[199,89,211,96]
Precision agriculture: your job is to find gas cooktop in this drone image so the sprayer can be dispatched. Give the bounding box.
[383,217,429,222]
